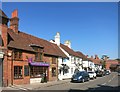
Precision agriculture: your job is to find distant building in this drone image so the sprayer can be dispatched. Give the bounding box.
[106,60,118,71]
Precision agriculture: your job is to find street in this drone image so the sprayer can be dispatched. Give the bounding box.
[2,72,120,92]
[36,72,119,91]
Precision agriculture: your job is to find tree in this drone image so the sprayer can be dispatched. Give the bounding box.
[101,55,109,69]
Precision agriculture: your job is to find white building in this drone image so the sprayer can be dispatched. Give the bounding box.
[50,32,83,80]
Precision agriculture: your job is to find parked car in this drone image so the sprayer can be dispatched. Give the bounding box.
[95,70,104,77]
[87,71,96,79]
[118,71,120,76]
[71,71,90,83]
[105,70,111,75]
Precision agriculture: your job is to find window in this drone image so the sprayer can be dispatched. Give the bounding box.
[52,57,56,64]
[35,52,43,61]
[14,50,22,60]
[24,65,29,76]
[52,67,56,77]
[14,66,23,79]
[30,66,47,78]
[33,47,43,61]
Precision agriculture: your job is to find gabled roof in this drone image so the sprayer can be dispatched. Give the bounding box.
[7,29,67,58]
[88,58,101,65]
[0,9,8,18]
[60,44,79,57]
[76,51,87,60]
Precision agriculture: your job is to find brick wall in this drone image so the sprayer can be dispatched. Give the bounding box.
[48,57,58,81]
[106,60,118,70]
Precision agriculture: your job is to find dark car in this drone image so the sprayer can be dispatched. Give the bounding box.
[118,71,120,76]
[105,70,110,75]
[71,71,90,83]
[95,70,104,77]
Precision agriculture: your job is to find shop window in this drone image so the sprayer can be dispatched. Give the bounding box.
[24,65,29,76]
[52,67,56,77]
[14,66,23,79]
[30,66,47,78]
[52,57,56,64]
[14,50,22,60]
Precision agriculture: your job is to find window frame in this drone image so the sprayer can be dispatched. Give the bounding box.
[52,57,56,64]
[14,50,23,60]
[14,66,23,79]
[52,67,56,77]
[30,66,47,78]
[24,65,29,76]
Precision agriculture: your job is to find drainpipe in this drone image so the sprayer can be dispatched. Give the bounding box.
[0,51,4,87]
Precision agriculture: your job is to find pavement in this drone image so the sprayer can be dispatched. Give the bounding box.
[2,79,70,91]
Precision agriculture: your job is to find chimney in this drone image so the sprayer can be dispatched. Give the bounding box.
[55,32,60,46]
[64,40,71,48]
[95,55,99,59]
[91,55,93,59]
[10,9,19,33]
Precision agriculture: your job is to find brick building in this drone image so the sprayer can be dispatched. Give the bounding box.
[106,60,118,71]
[0,9,67,86]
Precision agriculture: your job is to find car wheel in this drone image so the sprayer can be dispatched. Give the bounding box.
[82,79,84,83]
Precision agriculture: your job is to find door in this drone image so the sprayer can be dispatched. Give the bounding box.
[0,58,3,87]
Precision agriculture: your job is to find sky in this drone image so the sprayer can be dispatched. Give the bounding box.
[2,2,118,59]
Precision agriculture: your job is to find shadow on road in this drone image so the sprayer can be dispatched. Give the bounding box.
[2,85,120,92]
[69,85,120,92]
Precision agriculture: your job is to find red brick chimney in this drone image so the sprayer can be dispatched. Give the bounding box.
[95,55,99,60]
[10,9,19,33]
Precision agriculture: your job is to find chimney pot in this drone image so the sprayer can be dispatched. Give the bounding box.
[10,9,19,33]
[12,9,18,18]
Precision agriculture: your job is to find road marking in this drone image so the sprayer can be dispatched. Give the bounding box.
[108,79,111,82]
[102,83,106,85]
[111,75,116,80]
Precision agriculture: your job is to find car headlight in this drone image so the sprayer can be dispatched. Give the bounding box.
[78,76,82,79]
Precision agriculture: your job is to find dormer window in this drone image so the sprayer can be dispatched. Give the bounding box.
[29,44,44,62]
[14,50,22,60]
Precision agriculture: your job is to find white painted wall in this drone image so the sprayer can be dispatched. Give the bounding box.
[30,78,42,84]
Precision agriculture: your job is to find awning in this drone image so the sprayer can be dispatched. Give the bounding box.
[28,58,49,67]
[29,62,49,67]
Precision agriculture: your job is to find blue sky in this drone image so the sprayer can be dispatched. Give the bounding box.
[2,2,118,59]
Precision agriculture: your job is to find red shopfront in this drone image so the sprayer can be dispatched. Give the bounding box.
[28,58,49,83]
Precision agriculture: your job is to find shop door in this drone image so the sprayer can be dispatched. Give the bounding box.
[0,58,3,87]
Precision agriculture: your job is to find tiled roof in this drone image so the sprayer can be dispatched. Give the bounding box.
[106,60,118,63]
[88,58,101,65]
[7,29,67,58]
[60,44,80,57]
[76,51,87,60]
[0,9,8,18]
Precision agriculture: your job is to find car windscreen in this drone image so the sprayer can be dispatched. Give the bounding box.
[74,72,84,77]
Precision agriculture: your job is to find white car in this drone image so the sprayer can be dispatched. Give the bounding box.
[88,71,96,79]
